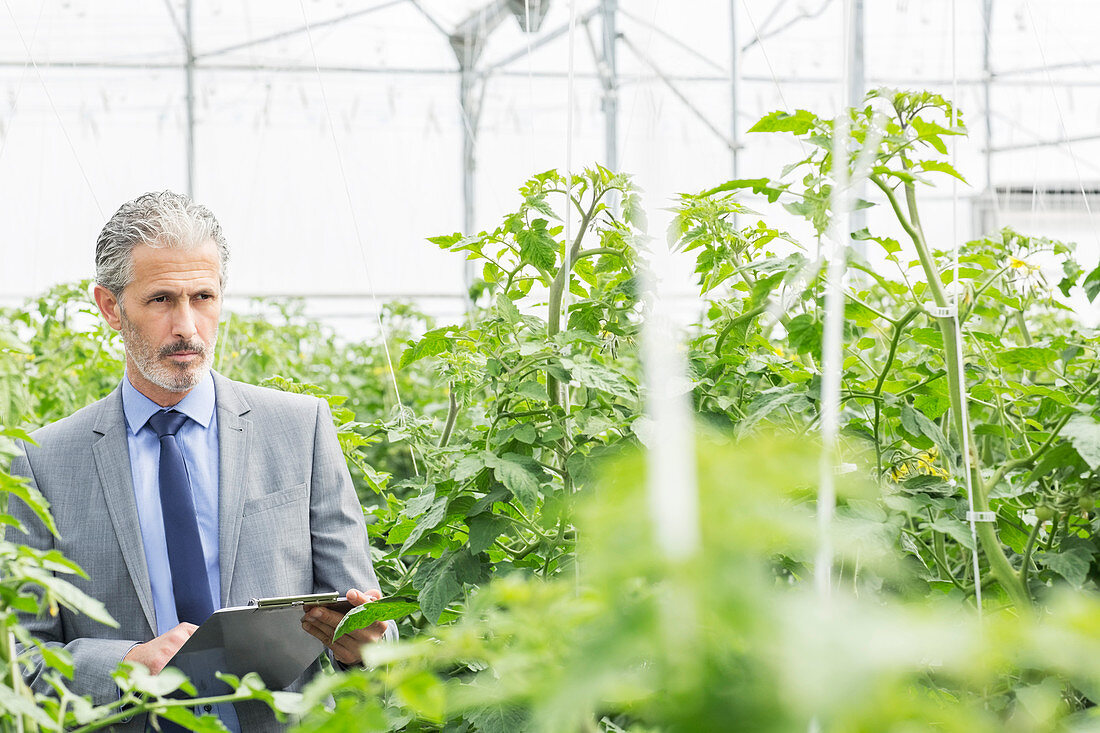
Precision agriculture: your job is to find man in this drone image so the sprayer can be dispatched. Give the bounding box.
[9,191,388,731]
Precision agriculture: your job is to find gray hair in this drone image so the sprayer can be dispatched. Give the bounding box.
[95,191,229,295]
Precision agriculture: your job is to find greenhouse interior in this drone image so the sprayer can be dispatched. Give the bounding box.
[4,0,1100,730]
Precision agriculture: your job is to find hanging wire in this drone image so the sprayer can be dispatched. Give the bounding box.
[948,0,986,619]
[814,0,856,605]
[296,0,419,476]
[0,1,43,167]
[618,1,660,165]
[3,0,103,218]
[561,0,578,401]
[524,0,536,172]
[1021,0,1100,249]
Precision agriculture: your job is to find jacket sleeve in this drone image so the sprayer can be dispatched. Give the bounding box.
[8,444,137,706]
[307,398,380,594]
[307,399,397,641]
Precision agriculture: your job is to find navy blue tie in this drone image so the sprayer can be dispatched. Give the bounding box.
[148,410,215,626]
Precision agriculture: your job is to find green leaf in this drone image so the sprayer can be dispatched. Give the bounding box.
[992,346,1056,372]
[525,194,558,220]
[917,159,967,183]
[900,475,954,497]
[786,313,821,354]
[563,359,634,399]
[1039,546,1092,588]
[494,454,541,512]
[415,554,463,624]
[400,497,448,554]
[0,682,55,728]
[154,706,228,732]
[623,193,648,231]
[899,403,952,459]
[1083,263,1100,302]
[1062,415,1100,470]
[24,569,117,628]
[427,232,463,247]
[844,301,879,328]
[495,293,522,325]
[924,517,975,550]
[34,639,75,679]
[517,219,558,270]
[117,663,195,698]
[913,382,951,420]
[402,490,437,519]
[454,453,489,483]
[748,109,818,135]
[399,327,454,369]
[466,513,508,554]
[514,380,547,402]
[395,670,446,723]
[4,473,59,539]
[909,328,943,350]
[332,597,420,640]
[740,385,810,434]
[466,704,529,733]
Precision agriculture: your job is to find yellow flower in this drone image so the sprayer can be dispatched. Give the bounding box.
[1009,256,1040,273]
[890,447,949,481]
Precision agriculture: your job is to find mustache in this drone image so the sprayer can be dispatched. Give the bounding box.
[157,340,207,359]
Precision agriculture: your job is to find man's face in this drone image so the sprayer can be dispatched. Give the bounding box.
[95,239,222,405]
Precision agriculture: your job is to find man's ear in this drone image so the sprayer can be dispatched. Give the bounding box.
[92,284,123,331]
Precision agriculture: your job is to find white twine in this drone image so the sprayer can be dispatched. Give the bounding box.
[947,0,985,619]
[562,0,578,352]
[297,0,418,476]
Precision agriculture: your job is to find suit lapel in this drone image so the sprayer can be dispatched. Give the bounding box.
[213,373,252,605]
[91,388,157,635]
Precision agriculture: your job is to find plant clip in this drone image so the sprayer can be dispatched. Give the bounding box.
[965,510,996,523]
[926,304,957,319]
[834,462,858,475]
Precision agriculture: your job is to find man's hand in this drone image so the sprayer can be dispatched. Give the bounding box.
[301,588,387,665]
[122,623,198,674]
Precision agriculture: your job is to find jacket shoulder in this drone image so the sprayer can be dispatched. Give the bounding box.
[25,390,120,449]
[215,376,326,417]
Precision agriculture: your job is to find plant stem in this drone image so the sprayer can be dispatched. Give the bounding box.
[713,302,769,356]
[73,690,251,733]
[1019,518,1044,588]
[873,307,921,396]
[546,197,599,406]
[437,389,459,449]
[888,172,1031,611]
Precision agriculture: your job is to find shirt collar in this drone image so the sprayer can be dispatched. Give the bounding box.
[122,369,216,435]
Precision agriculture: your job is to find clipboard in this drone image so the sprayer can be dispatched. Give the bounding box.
[166,592,347,696]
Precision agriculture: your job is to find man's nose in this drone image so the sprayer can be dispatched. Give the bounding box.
[171,302,199,340]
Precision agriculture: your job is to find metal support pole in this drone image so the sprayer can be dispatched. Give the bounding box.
[448,1,513,312]
[184,0,196,198]
[460,56,479,311]
[848,0,866,247]
[729,0,739,180]
[982,0,994,194]
[600,0,618,172]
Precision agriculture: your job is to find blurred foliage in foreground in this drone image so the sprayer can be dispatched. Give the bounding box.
[295,434,1100,732]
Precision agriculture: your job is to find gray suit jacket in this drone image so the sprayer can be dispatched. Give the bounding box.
[8,372,380,731]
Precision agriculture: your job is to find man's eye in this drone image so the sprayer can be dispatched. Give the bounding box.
[151,296,168,303]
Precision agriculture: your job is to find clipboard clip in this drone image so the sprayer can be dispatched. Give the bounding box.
[249,592,341,609]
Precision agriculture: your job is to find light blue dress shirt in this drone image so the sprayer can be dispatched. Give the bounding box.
[121,371,221,631]
[122,371,240,732]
